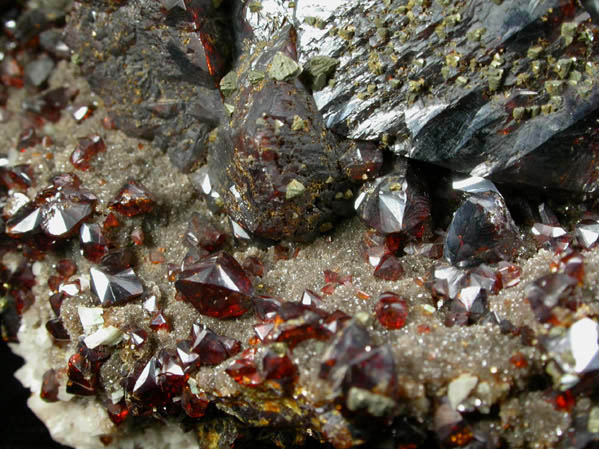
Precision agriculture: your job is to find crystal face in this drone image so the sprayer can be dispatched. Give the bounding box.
[444,190,519,268]
[108,181,155,217]
[375,292,408,329]
[70,135,106,171]
[90,266,144,307]
[355,159,431,238]
[175,252,254,318]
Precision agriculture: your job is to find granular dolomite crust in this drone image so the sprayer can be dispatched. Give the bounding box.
[4,1,599,448]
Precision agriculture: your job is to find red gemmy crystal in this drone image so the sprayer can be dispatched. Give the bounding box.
[45,318,70,342]
[130,227,144,245]
[266,306,330,348]
[320,321,372,380]
[496,261,521,288]
[375,292,408,329]
[339,141,383,181]
[526,273,578,323]
[40,369,60,402]
[0,164,34,190]
[341,344,397,398]
[17,127,41,152]
[243,256,264,277]
[225,348,264,387]
[576,219,599,249]
[126,328,147,349]
[79,223,109,262]
[106,400,129,425]
[108,180,155,217]
[189,322,241,365]
[253,295,283,322]
[373,254,404,281]
[446,286,489,326]
[103,212,119,230]
[156,349,188,398]
[70,135,106,171]
[49,292,65,315]
[552,249,584,284]
[56,260,77,279]
[444,191,519,267]
[531,223,571,253]
[90,265,143,307]
[355,159,431,238]
[150,311,170,332]
[66,352,96,396]
[175,251,253,319]
[181,385,210,418]
[262,346,298,392]
[300,289,323,308]
[184,212,227,252]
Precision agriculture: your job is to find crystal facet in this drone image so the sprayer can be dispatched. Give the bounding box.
[90,266,144,307]
[175,252,253,319]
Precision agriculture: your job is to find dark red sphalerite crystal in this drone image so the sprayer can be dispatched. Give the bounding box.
[99,248,135,274]
[225,348,263,388]
[373,254,404,281]
[175,251,253,319]
[6,202,42,237]
[339,141,383,181]
[300,289,323,309]
[355,159,431,238]
[49,292,65,315]
[320,321,397,402]
[40,369,60,402]
[45,317,70,342]
[70,135,106,171]
[126,328,147,349]
[181,384,210,418]
[149,311,170,331]
[17,127,41,152]
[243,255,264,277]
[66,345,108,396]
[526,273,578,323]
[262,345,298,392]
[90,266,144,307]
[108,180,155,217]
[253,295,283,322]
[576,219,599,249]
[444,190,519,267]
[80,223,109,262]
[188,322,241,366]
[56,259,77,278]
[445,286,489,326]
[532,222,570,253]
[375,292,408,330]
[106,400,129,425]
[496,261,521,288]
[184,212,227,252]
[0,164,34,190]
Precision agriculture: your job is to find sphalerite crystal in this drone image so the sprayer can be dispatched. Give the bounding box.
[7,1,599,449]
[175,251,254,318]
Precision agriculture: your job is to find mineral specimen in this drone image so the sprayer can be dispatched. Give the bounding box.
[5,1,599,449]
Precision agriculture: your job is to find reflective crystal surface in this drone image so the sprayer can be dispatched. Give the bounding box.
[355,159,431,237]
[444,191,519,267]
[175,251,253,318]
[90,267,144,307]
[108,181,155,217]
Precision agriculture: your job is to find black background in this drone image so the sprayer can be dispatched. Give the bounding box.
[0,340,70,449]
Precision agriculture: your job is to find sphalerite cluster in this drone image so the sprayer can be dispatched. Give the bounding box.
[4,0,599,448]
